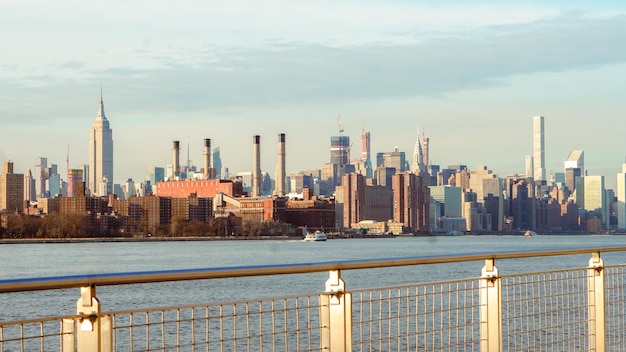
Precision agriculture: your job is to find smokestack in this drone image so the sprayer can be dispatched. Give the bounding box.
[203,138,211,179]
[172,141,180,179]
[252,135,261,197]
[276,133,286,197]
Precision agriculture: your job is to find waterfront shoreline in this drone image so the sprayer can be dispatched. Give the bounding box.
[1,231,618,244]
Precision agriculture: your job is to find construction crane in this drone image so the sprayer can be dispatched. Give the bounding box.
[336,114,344,135]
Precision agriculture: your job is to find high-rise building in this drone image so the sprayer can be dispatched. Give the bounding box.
[422,132,429,167]
[0,161,24,213]
[583,175,607,226]
[342,173,365,228]
[360,130,373,179]
[34,156,47,198]
[470,166,504,231]
[24,168,36,203]
[88,88,114,195]
[67,169,84,197]
[411,128,424,173]
[564,150,584,173]
[525,156,534,178]
[212,147,222,179]
[330,136,350,167]
[617,164,626,230]
[376,148,407,172]
[565,167,582,195]
[533,115,546,182]
[392,172,429,233]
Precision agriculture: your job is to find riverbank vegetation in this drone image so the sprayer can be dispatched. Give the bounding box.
[0,214,294,239]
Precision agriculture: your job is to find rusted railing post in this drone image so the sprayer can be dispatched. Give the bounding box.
[588,252,606,351]
[480,258,501,352]
[75,285,112,352]
[320,269,352,351]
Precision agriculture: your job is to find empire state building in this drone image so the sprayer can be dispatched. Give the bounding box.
[88,88,113,195]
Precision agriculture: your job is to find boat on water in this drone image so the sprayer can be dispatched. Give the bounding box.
[524,230,537,237]
[303,231,328,242]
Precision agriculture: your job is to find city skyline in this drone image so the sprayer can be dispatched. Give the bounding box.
[1,1,625,189]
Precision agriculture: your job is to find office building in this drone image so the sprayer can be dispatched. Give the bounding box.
[1,161,24,213]
[618,164,626,230]
[88,88,114,195]
[533,115,546,182]
[525,156,533,178]
[212,147,222,179]
[341,173,366,228]
[411,129,424,173]
[24,168,36,203]
[429,186,462,218]
[376,148,407,172]
[330,135,350,169]
[392,172,429,233]
[584,175,607,226]
[470,166,504,231]
[67,169,84,197]
[564,150,584,171]
[34,157,47,198]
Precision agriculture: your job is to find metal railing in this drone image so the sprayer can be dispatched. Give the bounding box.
[1,246,626,351]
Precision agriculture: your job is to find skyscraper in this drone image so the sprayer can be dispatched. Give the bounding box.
[0,161,24,213]
[533,115,545,182]
[88,87,114,195]
[564,150,584,172]
[583,175,607,226]
[359,130,373,179]
[34,157,47,198]
[617,164,626,230]
[330,136,350,167]
[411,128,424,173]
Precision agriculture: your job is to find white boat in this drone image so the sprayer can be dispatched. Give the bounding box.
[524,230,537,237]
[303,231,327,242]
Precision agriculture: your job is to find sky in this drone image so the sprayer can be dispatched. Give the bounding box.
[1,0,626,190]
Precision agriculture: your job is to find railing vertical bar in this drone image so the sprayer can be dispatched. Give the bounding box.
[177,308,181,352]
[191,307,196,351]
[160,310,165,350]
[271,300,276,352]
[245,302,250,352]
[232,304,237,352]
[145,311,150,351]
[259,300,264,352]
[282,298,288,351]
[219,305,224,352]
[21,323,25,352]
[204,306,209,352]
[406,286,411,351]
[294,297,300,351]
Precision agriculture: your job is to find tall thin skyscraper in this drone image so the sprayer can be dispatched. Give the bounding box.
[617,163,626,230]
[421,131,429,167]
[88,87,114,195]
[360,130,370,162]
[411,128,424,173]
[360,130,373,179]
[532,115,545,182]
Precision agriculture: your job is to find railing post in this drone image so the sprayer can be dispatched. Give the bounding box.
[480,258,501,352]
[76,285,112,352]
[320,269,352,351]
[588,252,606,351]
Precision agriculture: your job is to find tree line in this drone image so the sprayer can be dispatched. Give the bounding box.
[0,214,295,239]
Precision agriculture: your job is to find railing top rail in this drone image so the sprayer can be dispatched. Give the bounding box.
[1,245,625,293]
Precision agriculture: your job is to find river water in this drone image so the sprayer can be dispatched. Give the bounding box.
[1,234,626,322]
